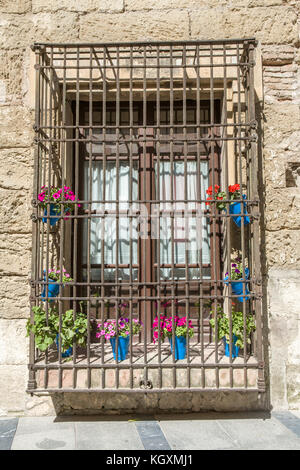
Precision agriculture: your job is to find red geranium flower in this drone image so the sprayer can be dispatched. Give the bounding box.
[229,183,240,193]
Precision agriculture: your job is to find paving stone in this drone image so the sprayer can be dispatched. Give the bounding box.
[11,417,76,450]
[158,417,236,450]
[0,418,18,450]
[75,420,144,450]
[135,420,171,450]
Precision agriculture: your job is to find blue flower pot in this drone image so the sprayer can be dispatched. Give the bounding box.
[110,335,130,361]
[55,334,73,358]
[41,278,60,301]
[42,204,61,227]
[223,335,239,358]
[229,195,250,227]
[224,267,250,303]
[169,336,187,360]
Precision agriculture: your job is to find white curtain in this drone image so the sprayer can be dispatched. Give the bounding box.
[82,161,138,280]
[82,160,210,281]
[157,161,210,279]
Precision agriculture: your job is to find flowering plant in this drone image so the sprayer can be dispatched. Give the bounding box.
[205,183,241,211]
[26,306,89,353]
[209,304,256,349]
[152,315,194,343]
[225,256,248,281]
[38,186,81,215]
[45,268,73,284]
[96,317,143,341]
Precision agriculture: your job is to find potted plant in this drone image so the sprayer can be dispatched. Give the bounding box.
[41,268,73,301]
[26,306,89,358]
[38,185,81,226]
[209,304,256,358]
[152,315,194,360]
[96,316,143,362]
[224,256,250,303]
[205,183,250,227]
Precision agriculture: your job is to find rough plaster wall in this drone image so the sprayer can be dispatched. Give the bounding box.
[0,0,299,415]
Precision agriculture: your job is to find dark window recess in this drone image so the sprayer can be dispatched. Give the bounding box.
[28,40,264,393]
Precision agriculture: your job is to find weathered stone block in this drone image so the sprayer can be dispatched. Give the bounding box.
[265,190,300,231]
[0,187,32,234]
[0,276,30,319]
[79,10,190,42]
[0,13,80,50]
[0,319,28,365]
[0,365,27,415]
[25,394,58,416]
[0,148,33,190]
[0,234,31,277]
[125,0,227,10]
[266,230,300,267]
[0,106,33,148]
[263,103,300,147]
[0,50,25,104]
[0,0,31,13]
[190,7,298,45]
[32,0,124,13]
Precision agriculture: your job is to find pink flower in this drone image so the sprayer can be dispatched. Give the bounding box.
[38,193,45,202]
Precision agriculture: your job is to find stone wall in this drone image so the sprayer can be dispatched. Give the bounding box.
[0,0,299,415]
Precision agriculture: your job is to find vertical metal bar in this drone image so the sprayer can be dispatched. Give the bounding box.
[87,46,93,388]
[223,43,234,388]
[58,45,67,389]
[196,44,205,387]
[115,45,120,388]
[170,44,176,388]
[142,45,148,385]
[28,47,41,391]
[248,43,264,391]
[156,44,162,389]
[43,48,52,389]
[237,43,248,388]
[129,45,134,389]
[72,46,80,388]
[182,44,190,389]
[101,46,107,389]
[210,44,219,389]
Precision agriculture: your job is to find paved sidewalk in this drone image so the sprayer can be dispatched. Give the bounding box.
[1,411,300,450]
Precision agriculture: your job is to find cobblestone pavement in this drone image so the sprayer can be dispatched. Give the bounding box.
[1,411,300,450]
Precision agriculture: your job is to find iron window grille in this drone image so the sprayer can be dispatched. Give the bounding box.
[28,40,264,393]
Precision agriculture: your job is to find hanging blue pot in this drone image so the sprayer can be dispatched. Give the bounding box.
[42,204,61,227]
[229,195,250,227]
[110,335,130,361]
[224,267,250,303]
[55,334,73,358]
[41,278,60,301]
[223,335,239,358]
[168,336,187,360]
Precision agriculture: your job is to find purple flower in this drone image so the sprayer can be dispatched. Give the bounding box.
[235,269,240,273]
[232,263,237,267]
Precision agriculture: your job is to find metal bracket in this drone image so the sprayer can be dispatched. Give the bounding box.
[31,214,38,222]
[139,380,153,390]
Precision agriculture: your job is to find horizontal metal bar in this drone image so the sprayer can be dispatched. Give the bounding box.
[30,362,260,370]
[27,387,260,394]
[33,39,256,48]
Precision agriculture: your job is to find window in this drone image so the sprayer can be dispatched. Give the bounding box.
[28,41,264,393]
